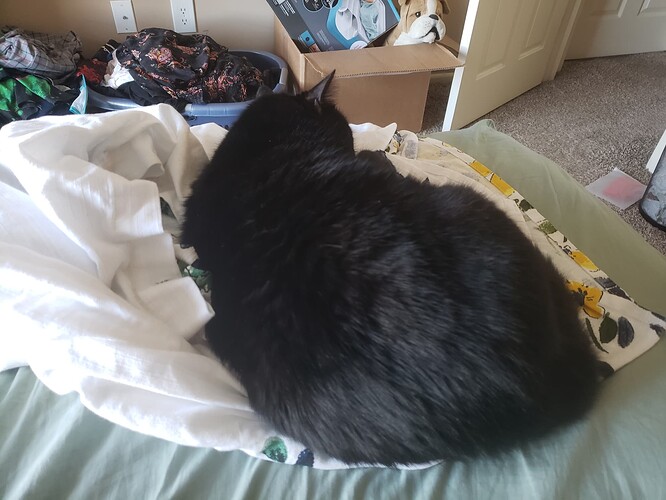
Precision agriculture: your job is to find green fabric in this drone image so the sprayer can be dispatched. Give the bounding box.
[0,75,52,115]
[17,74,52,100]
[0,79,18,113]
[1,120,665,499]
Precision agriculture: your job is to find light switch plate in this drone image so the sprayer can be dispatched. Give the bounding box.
[110,1,138,34]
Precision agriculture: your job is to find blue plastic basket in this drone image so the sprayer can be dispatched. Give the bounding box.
[86,50,288,127]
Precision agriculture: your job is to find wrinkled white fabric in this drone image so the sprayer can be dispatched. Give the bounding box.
[0,105,272,459]
[102,51,135,89]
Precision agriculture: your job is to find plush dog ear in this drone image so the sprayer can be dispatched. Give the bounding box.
[305,71,335,106]
[441,0,450,15]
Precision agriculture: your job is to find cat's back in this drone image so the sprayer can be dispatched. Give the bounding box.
[182,80,599,467]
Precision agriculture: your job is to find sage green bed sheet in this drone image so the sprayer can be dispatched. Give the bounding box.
[2,120,665,500]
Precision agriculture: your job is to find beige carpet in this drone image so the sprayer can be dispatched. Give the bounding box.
[421,51,666,255]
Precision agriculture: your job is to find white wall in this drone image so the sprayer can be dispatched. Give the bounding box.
[0,0,275,57]
[0,0,470,57]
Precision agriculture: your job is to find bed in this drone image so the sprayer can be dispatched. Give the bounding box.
[1,107,665,499]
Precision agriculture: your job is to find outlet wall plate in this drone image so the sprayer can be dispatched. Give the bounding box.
[170,0,197,33]
[110,1,138,34]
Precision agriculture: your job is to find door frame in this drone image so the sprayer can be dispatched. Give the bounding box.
[442,0,583,131]
[545,0,584,79]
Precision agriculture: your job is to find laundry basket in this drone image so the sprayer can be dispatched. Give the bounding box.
[87,50,287,127]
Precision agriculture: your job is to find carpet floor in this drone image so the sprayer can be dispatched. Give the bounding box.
[421,51,666,255]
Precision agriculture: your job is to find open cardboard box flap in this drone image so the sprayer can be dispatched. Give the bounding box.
[304,43,462,79]
[273,18,464,130]
[275,19,462,87]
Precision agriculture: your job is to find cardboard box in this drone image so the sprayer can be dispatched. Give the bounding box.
[274,19,463,131]
[266,0,400,52]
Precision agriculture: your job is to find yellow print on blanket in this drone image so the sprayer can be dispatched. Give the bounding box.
[412,137,665,372]
[441,144,600,278]
[490,173,514,197]
[564,246,599,272]
[566,281,606,319]
[469,160,491,176]
[467,160,514,196]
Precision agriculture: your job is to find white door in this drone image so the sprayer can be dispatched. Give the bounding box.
[442,0,572,130]
[567,0,666,59]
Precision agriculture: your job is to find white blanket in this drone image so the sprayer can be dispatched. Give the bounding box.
[1,105,663,470]
[0,105,277,462]
[1,106,406,470]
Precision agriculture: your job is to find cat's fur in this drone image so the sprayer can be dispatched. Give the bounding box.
[181,74,599,466]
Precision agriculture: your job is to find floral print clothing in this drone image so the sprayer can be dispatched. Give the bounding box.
[115,28,264,106]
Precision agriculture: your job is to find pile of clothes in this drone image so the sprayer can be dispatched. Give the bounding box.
[0,27,82,126]
[80,28,267,111]
[1,26,267,126]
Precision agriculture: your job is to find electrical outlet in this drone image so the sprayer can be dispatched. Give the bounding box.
[110,1,138,34]
[170,0,197,33]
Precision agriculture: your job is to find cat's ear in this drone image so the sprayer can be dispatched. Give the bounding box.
[305,71,335,106]
[255,85,274,99]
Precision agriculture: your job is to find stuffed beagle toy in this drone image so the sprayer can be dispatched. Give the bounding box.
[385,0,450,46]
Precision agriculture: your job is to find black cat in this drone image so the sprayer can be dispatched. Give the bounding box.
[181,74,599,466]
